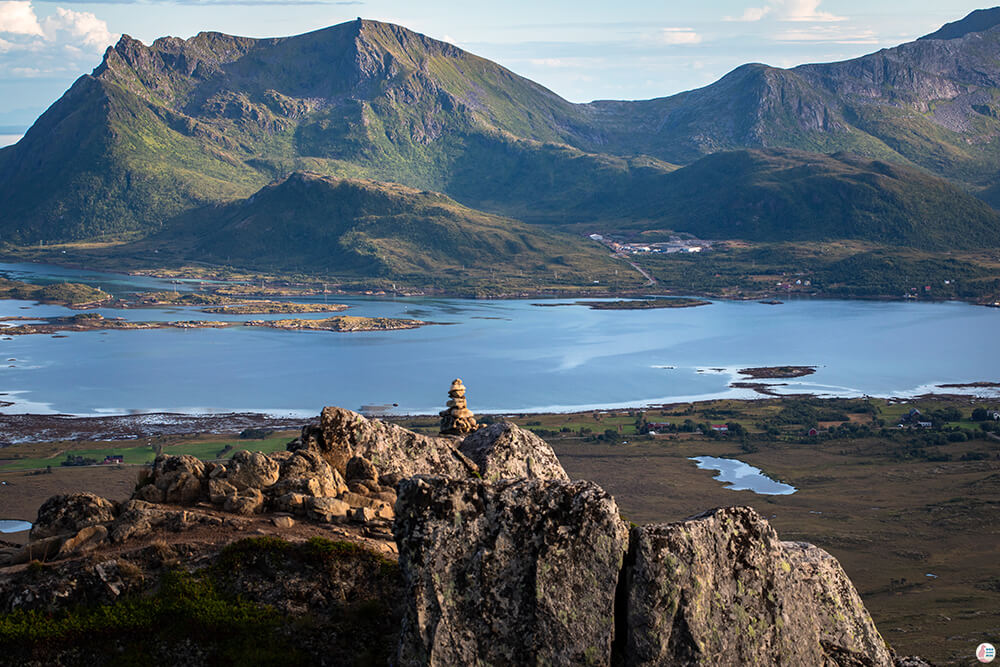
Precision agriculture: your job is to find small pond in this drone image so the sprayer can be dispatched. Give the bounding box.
[690,456,796,495]
[0,519,32,533]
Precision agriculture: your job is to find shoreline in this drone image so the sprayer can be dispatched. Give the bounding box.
[1,389,997,440]
[2,255,998,307]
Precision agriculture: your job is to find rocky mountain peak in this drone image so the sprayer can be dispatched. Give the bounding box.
[920,7,1000,41]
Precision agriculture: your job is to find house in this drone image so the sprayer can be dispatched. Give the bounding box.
[710,424,729,432]
[917,421,933,428]
[102,455,124,464]
[642,422,672,434]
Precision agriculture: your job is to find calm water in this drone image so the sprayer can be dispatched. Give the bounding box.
[690,456,797,495]
[0,519,32,533]
[0,262,998,416]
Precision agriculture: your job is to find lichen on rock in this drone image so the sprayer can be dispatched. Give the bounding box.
[623,506,894,666]
[394,475,629,666]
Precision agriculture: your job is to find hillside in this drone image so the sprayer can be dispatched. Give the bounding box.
[131,172,628,289]
[622,149,1000,249]
[1,11,1000,259]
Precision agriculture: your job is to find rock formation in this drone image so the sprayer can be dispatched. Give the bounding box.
[292,406,479,481]
[394,476,629,666]
[0,404,910,666]
[439,378,479,435]
[623,506,894,666]
[459,421,569,481]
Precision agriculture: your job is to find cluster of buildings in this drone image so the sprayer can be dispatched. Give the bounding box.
[588,234,711,255]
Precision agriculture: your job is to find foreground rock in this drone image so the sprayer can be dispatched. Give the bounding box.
[292,406,480,480]
[394,476,628,666]
[459,421,569,481]
[30,492,118,541]
[624,506,893,666]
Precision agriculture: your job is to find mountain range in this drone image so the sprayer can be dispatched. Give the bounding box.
[1,9,1000,283]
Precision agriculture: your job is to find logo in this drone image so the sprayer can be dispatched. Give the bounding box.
[978,643,997,664]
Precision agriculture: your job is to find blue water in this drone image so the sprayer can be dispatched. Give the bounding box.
[0,519,32,533]
[690,456,797,495]
[0,262,998,416]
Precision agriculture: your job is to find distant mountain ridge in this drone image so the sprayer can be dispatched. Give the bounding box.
[1,10,999,260]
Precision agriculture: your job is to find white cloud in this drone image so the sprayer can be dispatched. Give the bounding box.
[0,2,117,80]
[771,0,844,22]
[725,6,772,22]
[0,1,43,36]
[42,8,115,51]
[726,0,844,24]
[773,25,877,43]
[657,28,702,45]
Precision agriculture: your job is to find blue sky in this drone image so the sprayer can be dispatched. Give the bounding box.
[0,0,991,129]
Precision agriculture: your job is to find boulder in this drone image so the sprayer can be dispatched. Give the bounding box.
[459,422,569,481]
[270,449,347,498]
[208,478,238,505]
[223,450,280,491]
[623,506,893,666]
[144,454,207,505]
[109,500,223,543]
[394,476,628,666]
[11,535,66,564]
[309,497,351,523]
[291,406,479,480]
[31,493,118,540]
[347,481,371,496]
[57,525,108,557]
[224,488,265,516]
[345,455,379,483]
[273,492,309,514]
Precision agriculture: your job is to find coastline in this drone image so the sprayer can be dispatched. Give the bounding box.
[2,255,997,306]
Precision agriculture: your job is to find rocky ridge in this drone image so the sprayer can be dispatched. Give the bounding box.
[0,405,917,665]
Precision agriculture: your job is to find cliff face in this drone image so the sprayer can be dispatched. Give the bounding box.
[0,407,908,665]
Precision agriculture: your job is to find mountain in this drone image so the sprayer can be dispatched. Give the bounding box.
[130,172,627,288]
[920,7,1000,40]
[588,9,1000,185]
[1,12,1000,254]
[616,149,1000,249]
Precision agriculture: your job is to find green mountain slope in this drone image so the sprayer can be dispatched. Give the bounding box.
[620,150,1000,249]
[131,172,627,288]
[1,12,1000,252]
[587,11,1000,186]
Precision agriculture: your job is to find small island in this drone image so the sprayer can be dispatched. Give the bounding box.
[247,316,428,332]
[0,313,428,335]
[737,366,817,379]
[0,277,111,309]
[200,301,348,315]
[533,298,710,310]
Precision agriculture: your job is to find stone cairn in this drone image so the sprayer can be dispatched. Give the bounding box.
[439,378,479,435]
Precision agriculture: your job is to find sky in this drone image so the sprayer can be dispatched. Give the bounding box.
[0,0,992,131]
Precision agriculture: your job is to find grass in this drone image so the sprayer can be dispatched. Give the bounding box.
[0,433,296,471]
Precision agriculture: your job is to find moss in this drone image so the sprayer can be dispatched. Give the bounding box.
[0,570,301,663]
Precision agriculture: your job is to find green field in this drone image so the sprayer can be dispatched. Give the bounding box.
[0,434,295,472]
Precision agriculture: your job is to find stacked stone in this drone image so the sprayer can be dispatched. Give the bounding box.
[439,378,479,435]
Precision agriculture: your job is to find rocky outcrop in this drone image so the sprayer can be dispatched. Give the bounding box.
[291,406,478,480]
[623,506,893,666]
[394,476,629,666]
[1,405,910,667]
[135,454,206,504]
[459,421,569,481]
[30,492,118,541]
[110,500,229,543]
